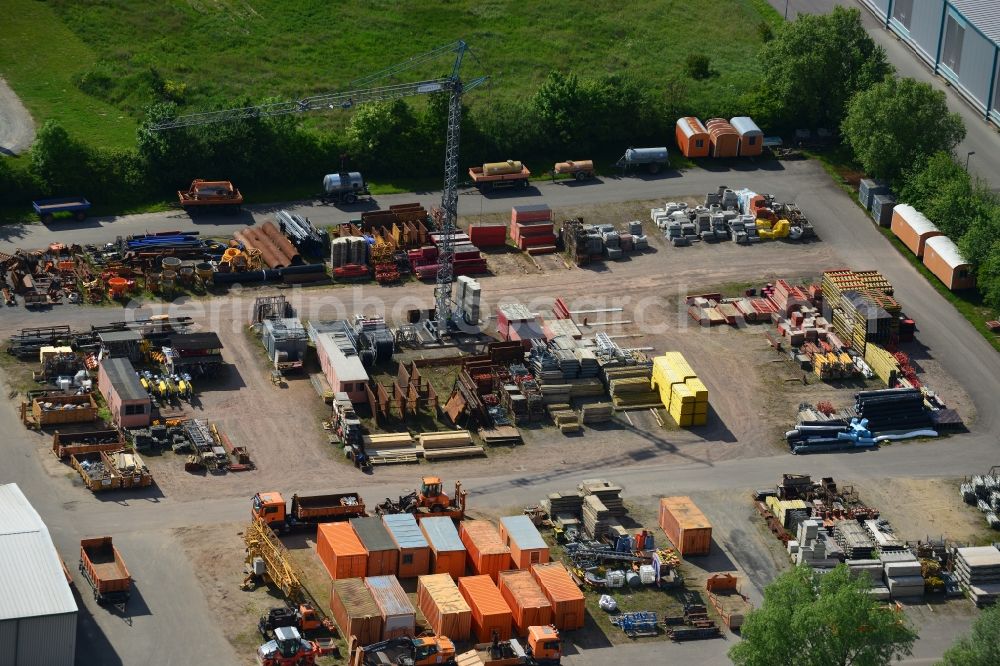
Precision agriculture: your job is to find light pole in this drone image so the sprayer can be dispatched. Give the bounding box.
[785,0,790,20]
[965,151,975,171]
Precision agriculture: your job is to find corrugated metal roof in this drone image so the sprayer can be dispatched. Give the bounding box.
[500,516,547,550]
[365,575,416,617]
[101,357,148,402]
[316,333,369,382]
[950,0,1000,45]
[729,116,763,136]
[894,204,940,236]
[925,235,971,268]
[0,484,78,621]
[420,517,465,552]
[383,513,429,549]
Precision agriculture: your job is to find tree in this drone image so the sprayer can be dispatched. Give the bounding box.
[729,565,918,666]
[942,603,1000,665]
[345,99,422,177]
[28,120,93,195]
[533,71,587,149]
[759,6,893,129]
[842,77,965,182]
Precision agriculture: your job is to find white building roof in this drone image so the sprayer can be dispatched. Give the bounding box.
[729,116,763,136]
[894,204,940,236]
[676,117,708,139]
[0,484,78,620]
[316,332,369,383]
[925,235,970,268]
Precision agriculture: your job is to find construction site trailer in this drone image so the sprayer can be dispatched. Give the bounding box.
[420,517,467,579]
[530,562,585,631]
[460,521,511,583]
[417,573,472,641]
[382,513,431,579]
[364,575,416,640]
[331,578,382,646]
[498,515,550,569]
[351,517,400,577]
[659,496,712,556]
[458,574,513,642]
[316,522,367,580]
[498,570,553,638]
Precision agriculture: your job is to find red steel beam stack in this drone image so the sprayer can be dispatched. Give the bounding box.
[468,224,507,248]
[511,205,556,254]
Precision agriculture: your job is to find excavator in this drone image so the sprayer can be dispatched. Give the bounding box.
[375,476,467,520]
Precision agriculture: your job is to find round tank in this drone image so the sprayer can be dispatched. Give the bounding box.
[625,147,668,163]
[161,256,182,270]
[323,172,365,193]
[483,160,523,176]
[554,160,594,174]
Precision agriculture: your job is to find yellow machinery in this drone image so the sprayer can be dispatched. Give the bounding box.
[243,515,303,601]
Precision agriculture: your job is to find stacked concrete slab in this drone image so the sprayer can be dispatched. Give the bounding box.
[954,546,1000,606]
[883,560,924,599]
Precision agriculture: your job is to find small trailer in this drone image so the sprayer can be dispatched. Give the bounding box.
[32,197,91,223]
[614,147,669,174]
[552,159,595,181]
[79,536,132,608]
[177,179,243,214]
[706,573,751,630]
[321,172,371,205]
[469,161,531,191]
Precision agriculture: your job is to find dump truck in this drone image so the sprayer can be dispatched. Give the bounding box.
[252,491,366,533]
[79,537,132,608]
[321,172,370,205]
[455,626,562,666]
[375,477,467,521]
[32,196,91,223]
[259,604,332,639]
[614,147,669,174]
[469,161,531,191]
[177,179,243,214]
[551,160,595,182]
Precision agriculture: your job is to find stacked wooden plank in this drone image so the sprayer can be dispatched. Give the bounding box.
[580,403,613,423]
[833,520,875,560]
[582,495,613,538]
[863,344,901,386]
[607,371,660,410]
[420,430,486,461]
[542,492,584,519]
[822,270,899,352]
[363,432,419,464]
[580,480,625,516]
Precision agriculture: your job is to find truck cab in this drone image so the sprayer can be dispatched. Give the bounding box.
[253,492,287,530]
[525,626,561,664]
[412,636,455,665]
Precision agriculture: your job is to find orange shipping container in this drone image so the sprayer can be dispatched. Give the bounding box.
[383,513,431,579]
[498,570,552,637]
[460,521,511,582]
[675,117,710,158]
[352,517,400,577]
[331,578,382,646]
[530,562,585,631]
[418,574,472,640]
[658,496,712,556]
[316,522,368,580]
[499,515,550,570]
[459,575,513,642]
[421,517,467,579]
[705,119,740,158]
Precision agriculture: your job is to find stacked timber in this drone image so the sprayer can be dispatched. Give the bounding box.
[651,352,709,426]
[953,546,1000,606]
[419,430,486,460]
[580,480,625,516]
[863,520,906,554]
[580,403,613,424]
[582,495,613,539]
[607,375,660,411]
[363,432,419,463]
[833,521,875,560]
[541,492,583,520]
[863,344,901,386]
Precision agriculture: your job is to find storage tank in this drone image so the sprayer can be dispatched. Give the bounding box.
[351,517,399,577]
[417,574,472,640]
[331,578,382,646]
[420,516,467,579]
[460,521,511,582]
[675,117,710,158]
[729,117,763,157]
[382,513,431,579]
[483,161,524,176]
[459,574,514,642]
[530,562,585,631]
[658,496,712,556]
[316,522,368,579]
[624,147,669,164]
[498,570,553,637]
[498,515,549,569]
[365,575,416,640]
[323,172,366,194]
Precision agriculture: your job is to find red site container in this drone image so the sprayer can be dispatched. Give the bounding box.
[460,521,511,582]
[459,574,514,642]
[498,569,552,637]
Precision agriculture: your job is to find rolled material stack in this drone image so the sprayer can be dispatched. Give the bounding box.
[854,389,931,432]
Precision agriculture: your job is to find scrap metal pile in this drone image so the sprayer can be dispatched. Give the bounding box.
[0,247,89,307]
[961,467,1000,530]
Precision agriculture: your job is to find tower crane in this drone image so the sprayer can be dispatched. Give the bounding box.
[150,41,486,337]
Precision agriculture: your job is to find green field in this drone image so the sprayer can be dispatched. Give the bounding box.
[1,0,780,150]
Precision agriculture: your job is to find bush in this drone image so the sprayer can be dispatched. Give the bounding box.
[684,54,712,80]
[756,21,774,43]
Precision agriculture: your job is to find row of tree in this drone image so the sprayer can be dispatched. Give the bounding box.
[731,563,1000,666]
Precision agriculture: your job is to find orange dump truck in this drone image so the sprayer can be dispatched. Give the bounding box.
[469,161,531,191]
[177,179,243,214]
[79,537,132,607]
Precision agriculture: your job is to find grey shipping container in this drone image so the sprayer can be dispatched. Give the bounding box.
[871,194,896,227]
[858,178,889,211]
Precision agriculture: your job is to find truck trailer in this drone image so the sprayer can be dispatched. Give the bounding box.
[614,147,669,174]
[322,172,370,205]
[252,491,366,532]
[469,161,531,191]
[79,536,132,608]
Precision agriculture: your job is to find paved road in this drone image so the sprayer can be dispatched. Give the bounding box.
[770,0,1000,191]
[3,160,998,665]
[0,77,35,156]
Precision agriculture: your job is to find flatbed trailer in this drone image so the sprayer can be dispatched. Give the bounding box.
[32,197,91,223]
[469,165,531,191]
[79,536,132,607]
[177,179,243,214]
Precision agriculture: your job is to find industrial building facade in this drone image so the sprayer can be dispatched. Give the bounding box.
[860,0,1000,126]
[0,484,77,666]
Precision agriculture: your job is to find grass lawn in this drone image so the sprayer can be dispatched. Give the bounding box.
[2,0,779,151]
